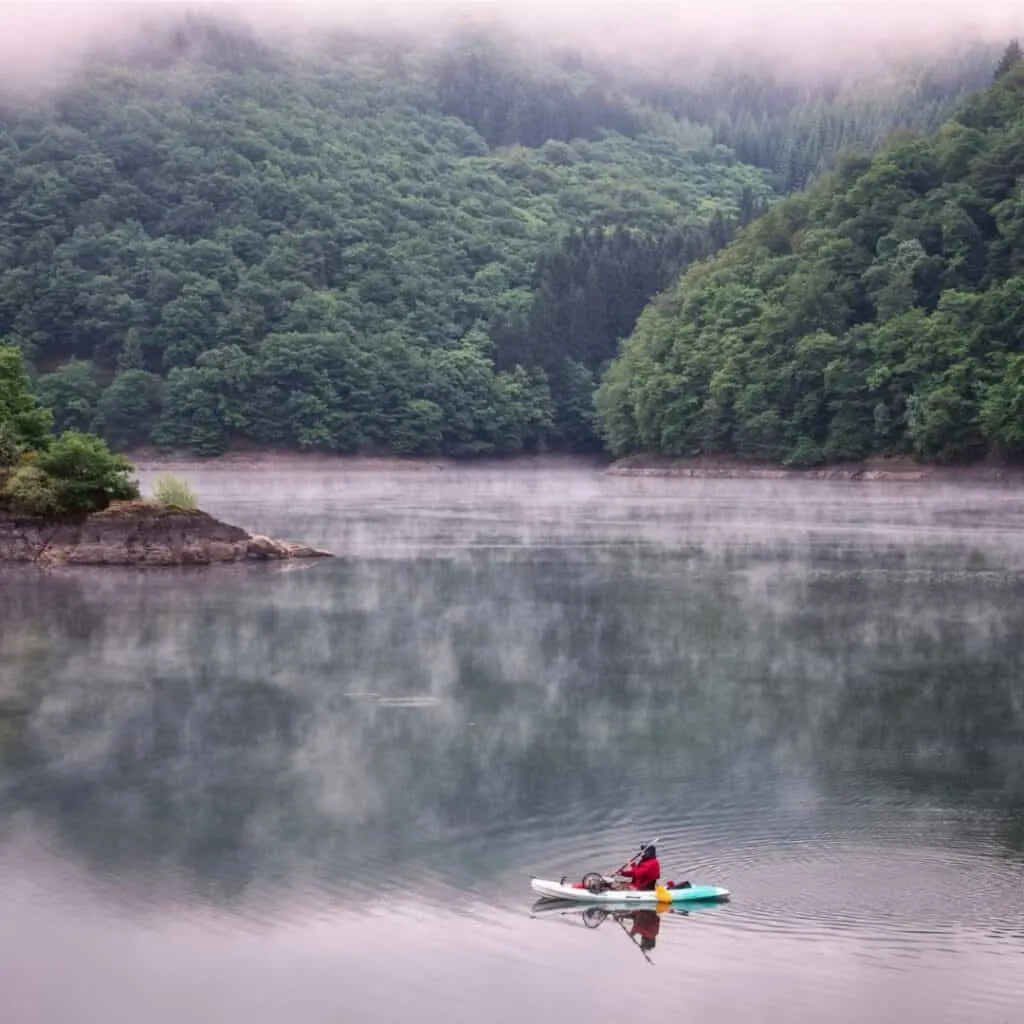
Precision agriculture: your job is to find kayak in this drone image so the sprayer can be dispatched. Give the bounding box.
[530,876,730,904]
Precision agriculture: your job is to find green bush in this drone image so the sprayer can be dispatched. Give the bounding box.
[2,464,60,516]
[152,474,198,510]
[34,431,140,514]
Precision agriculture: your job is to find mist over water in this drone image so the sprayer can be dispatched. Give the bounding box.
[1,466,1023,1022]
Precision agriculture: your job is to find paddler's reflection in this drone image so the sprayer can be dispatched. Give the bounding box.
[579,904,678,959]
[627,909,660,951]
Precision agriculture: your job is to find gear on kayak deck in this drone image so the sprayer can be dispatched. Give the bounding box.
[581,872,610,893]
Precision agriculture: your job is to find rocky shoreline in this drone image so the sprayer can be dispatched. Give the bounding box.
[125,449,609,473]
[0,500,333,568]
[604,454,1024,483]
[121,448,1024,484]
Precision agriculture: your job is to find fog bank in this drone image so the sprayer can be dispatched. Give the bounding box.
[0,0,1021,92]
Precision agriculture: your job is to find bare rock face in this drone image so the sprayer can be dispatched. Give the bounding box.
[0,501,333,568]
[245,534,333,560]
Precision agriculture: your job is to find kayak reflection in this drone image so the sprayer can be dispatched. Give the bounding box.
[530,898,723,965]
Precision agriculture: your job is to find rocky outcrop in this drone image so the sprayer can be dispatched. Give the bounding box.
[0,501,333,567]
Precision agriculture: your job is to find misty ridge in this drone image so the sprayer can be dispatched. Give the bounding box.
[2,0,1023,93]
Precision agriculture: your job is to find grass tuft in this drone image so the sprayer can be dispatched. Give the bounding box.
[152,474,198,510]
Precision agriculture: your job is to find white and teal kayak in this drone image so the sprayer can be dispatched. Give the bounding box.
[530,876,730,904]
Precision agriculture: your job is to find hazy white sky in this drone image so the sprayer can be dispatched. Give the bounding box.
[0,0,1020,91]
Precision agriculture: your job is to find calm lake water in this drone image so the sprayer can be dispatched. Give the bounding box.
[1,465,1023,1023]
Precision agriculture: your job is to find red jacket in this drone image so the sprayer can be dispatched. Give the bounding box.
[622,857,661,890]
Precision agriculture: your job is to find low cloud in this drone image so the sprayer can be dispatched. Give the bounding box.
[0,1,1021,93]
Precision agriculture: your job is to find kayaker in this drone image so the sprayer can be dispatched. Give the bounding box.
[618,843,661,890]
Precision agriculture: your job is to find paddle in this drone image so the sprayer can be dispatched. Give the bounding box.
[611,835,660,878]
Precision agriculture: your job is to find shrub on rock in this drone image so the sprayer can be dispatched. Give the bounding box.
[34,432,140,515]
[1,344,141,517]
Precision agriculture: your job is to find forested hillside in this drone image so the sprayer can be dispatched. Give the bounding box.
[597,49,1024,465]
[0,16,1006,457]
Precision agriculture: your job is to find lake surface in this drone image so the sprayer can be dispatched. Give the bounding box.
[2,465,1023,1023]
